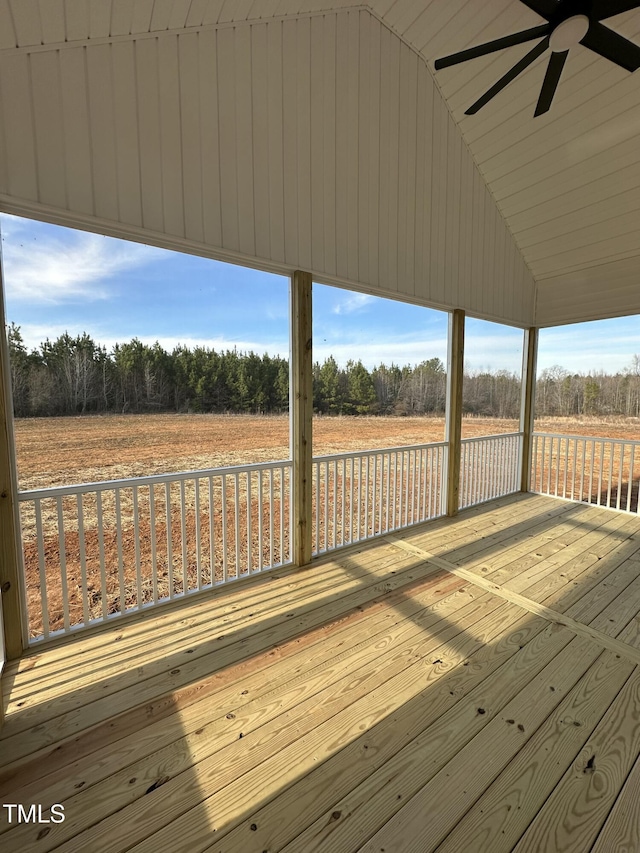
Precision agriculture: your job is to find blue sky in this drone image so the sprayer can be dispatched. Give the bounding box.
[1,213,638,376]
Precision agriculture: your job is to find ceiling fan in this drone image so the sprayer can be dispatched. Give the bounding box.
[434,0,640,116]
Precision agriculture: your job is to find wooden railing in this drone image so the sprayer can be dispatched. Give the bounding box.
[459,432,522,510]
[312,442,447,556]
[18,460,292,642]
[531,433,640,514]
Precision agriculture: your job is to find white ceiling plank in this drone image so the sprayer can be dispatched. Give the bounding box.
[112,40,143,226]
[333,8,348,279]
[444,111,460,307]
[217,0,253,24]
[367,12,381,288]
[517,187,640,251]
[372,0,405,21]
[168,0,192,30]
[266,18,285,263]
[526,209,640,265]
[296,14,312,271]
[431,95,448,306]
[157,34,185,237]
[495,202,507,320]
[509,161,640,234]
[178,31,204,242]
[470,164,484,316]
[39,0,65,44]
[198,26,222,246]
[110,0,134,35]
[487,89,640,202]
[531,230,640,279]
[458,111,472,311]
[185,0,209,27]
[201,0,224,26]
[149,0,173,31]
[384,16,400,292]
[130,0,155,34]
[0,0,17,49]
[385,0,435,36]
[88,0,112,39]
[249,0,281,19]
[234,23,256,256]
[310,13,325,273]
[9,0,42,47]
[0,53,38,199]
[251,21,270,261]
[499,133,640,219]
[86,43,119,220]
[376,20,390,289]
[30,51,67,206]
[135,35,164,232]
[320,10,337,276]
[418,63,434,303]
[59,47,94,214]
[357,9,370,286]
[397,36,410,289]
[217,24,241,252]
[403,45,418,292]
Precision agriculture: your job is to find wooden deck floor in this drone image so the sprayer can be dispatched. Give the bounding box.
[2,493,640,852]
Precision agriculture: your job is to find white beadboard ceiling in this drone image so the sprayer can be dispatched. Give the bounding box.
[0,0,638,328]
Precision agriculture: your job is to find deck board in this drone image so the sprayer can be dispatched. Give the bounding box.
[1,493,640,852]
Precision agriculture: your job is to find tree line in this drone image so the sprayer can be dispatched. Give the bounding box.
[6,325,640,419]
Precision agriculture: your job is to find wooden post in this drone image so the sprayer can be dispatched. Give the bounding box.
[520,327,538,492]
[290,270,313,567]
[0,255,25,663]
[445,309,465,517]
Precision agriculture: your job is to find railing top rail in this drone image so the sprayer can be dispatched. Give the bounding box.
[460,432,523,443]
[18,457,293,501]
[313,441,448,464]
[533,431,640,447]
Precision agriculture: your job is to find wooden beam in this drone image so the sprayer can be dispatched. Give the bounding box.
[445,309,465,517]
[290,270,313,567]
[0,257,25,665]
[520,327,538,492]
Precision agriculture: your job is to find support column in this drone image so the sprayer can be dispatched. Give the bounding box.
[0,253,25,663]
[445,309,465,517]
[290,271,313,567]
[519,327,538,492]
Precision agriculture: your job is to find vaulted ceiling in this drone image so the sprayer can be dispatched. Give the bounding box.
[0,0,639,328]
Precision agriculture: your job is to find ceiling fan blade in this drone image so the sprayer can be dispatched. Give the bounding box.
[434,24,550,70]
[591,1,640,21]
[465,37,550,115]
[534,49,567,115]
[581,20,640,71]
[518,0,558,19]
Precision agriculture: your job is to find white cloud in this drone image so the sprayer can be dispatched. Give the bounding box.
[538,321,640,374]
[314,333,449,370]
[332,292,374,315]
[0,214,165,304]
[15,324,291,358]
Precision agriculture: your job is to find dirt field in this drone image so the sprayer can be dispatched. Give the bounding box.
[14,413,639,491]
[12,414,639,639]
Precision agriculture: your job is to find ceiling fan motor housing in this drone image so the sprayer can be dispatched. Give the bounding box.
[550,14,590,52]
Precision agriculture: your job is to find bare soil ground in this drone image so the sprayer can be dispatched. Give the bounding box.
[17,413,639,491]
[12,414,639,638]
